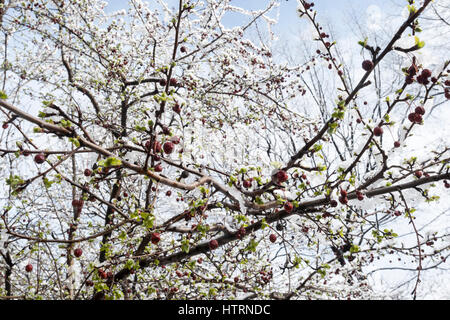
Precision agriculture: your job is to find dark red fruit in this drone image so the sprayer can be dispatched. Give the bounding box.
[415,106,425,115]
[362,60,374,71]
[414,170,423,178]
[151,232,161,244]
[169,78,177,86]
[154,164,163,172]
[84,168,92,177]
[414,114,423,123]
[340,189,347,197]
[445,91,450,99]
[284,201,294,212]
[98,269,107,279]
[276,170,288,183]
[394,141,401,148]
[34,153,46,164]
[421,69,432,78]
[269,234,277,243]
[166,190,172,196]
[2,123,8,129]
[236,227,246,239]
[330,200,338,207]
[243,179,252,188]
[394,210,402,217]
[408,112,422,124]
[355,190,364,201]
[74,248,83,258]
[209,239,219,250]
[373,126,383,136]
[339,196,348,205]
[163,141,174,154]
[417,74,429,85]
[25,264,33,272]
[146,140,161,153]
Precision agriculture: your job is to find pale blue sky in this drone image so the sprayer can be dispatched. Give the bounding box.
[103,0,401,46]
[104,0,399,28]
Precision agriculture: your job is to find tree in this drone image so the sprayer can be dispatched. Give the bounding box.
[0,0,449,300]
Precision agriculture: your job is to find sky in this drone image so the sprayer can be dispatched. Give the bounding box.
[104,0,401,33]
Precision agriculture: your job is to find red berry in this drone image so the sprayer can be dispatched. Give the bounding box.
[98,269,107,279]
[339,196,348,205]
[276,170,288,183]
[154,164,163,172]
[394,141,401,148]
[417,74,429,85]
[34,153,46,164]
[180,46,187,53]
[209,239,219,250]
[421,69,432,78]
[414,113,423,123]
[74,248,83,258]
[166,190,172,196]
[236,227,246,239]
[284,201,294,212]
[373,126,383,136]
[163,141,174,154]
[84,168,92,177]
[151,232,161,245]
[415,106,425,115]
[414,170,423,178]
[146,140,161,153]
[356,190,364,201]
[362,60,374,71]
[243,179,252,188]
[169,78,177,86]
[330,200,338,207]
[2,123,8,129]
[445,91,450,99]
[340,189,347,197]
[269,234,277,243]
[394,210,402,217]
[25,264,33,273]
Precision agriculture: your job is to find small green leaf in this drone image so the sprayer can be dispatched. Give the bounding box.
[104,157,122,167]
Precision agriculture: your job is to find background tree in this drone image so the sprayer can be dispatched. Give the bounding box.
[0,0,449,300]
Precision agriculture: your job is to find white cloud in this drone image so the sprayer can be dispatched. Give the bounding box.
[366,5,383,32]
